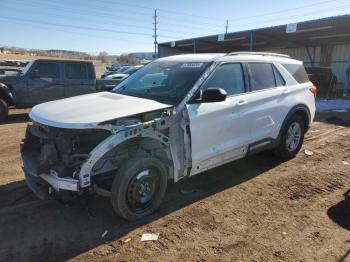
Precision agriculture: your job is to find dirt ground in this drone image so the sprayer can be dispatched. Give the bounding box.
[0,109,349,262]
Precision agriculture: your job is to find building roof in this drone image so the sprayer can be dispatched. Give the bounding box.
[159,14,350,53]
[157,52,301,64]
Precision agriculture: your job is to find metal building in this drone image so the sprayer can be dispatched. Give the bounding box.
[158,15,350,96]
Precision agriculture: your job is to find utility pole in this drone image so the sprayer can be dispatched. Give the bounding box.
[225,20,228,34]
[153,9,158,58]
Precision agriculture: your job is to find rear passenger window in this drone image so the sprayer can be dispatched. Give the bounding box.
[202,63,245,96]
[65,63,88,79]
[282,63,309,83]
[35,62,60,78]
[273,66,286,86]
[249,63,276,91]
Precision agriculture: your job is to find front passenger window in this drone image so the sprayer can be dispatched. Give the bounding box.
[34,63,60,78]
[202,63,245,96]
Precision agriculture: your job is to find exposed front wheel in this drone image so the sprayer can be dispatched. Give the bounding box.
[111,157,168,221]
[0,98,9,122]
[275,115,305,159]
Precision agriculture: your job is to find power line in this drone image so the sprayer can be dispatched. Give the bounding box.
[0,4,153,31]
[0,1,221,38]
[86,0,345,25]
[158,4,350,42]
[0,16,152,37]
[6,0,224,36]
[230,3,350,29]
[0,17,151,49]
[10,0,153,23]
[89,0,225,22]
[0,3,209,37]
[230,0,342,21]
[10,0,226,31]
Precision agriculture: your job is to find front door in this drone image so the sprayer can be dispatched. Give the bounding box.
[187,63,252,175]
[27,62,64,106]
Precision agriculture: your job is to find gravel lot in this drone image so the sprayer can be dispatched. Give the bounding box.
[0,109,349,261]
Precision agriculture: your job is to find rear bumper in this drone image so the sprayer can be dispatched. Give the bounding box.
[21,125,80,199]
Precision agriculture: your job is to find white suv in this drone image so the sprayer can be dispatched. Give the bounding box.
[21,52,316,220]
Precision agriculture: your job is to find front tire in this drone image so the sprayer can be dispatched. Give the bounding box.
[111,157,168,221]
[275,115,305,159]
[0,98,9,122]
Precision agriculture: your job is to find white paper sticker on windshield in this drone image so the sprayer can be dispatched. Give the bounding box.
[181,63,203,68]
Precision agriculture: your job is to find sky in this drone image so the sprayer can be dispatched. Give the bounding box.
[0,0,350,55]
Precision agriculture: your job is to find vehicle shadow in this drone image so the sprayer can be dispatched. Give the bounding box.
[0,152,285,261]
[327,190,350,231]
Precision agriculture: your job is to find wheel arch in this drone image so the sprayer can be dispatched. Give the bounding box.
[80,131,174,187]
[109,136,174,179]
[278,104,311,142]
[0,83,14,106]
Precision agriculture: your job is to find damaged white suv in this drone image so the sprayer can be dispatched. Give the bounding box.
[21,52,316,220]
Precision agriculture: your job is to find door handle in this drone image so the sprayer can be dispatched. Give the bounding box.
[282,89,290,95]
[237,100,248,106]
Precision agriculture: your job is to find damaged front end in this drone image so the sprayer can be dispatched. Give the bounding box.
[21,123,111,199]
[20,107,187,200]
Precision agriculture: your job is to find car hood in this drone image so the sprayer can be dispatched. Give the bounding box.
[29,92,172,129]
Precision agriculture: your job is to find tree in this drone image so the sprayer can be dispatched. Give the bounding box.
[98,51,109,63]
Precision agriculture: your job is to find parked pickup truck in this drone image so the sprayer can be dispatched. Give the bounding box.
[0,59,120,121]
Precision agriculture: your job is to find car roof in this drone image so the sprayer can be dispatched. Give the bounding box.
[157,53,301,64]
[34,59,93,63]
[157,53,226,62]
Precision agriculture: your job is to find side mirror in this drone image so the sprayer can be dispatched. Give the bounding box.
[201,88,227,103]
[30,69,38,79]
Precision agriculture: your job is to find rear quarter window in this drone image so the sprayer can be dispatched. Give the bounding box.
[282,63,309,83]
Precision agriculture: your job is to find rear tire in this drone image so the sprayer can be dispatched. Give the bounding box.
[0,98,8,122]
[275,114,305,159]
[111,157,168,221]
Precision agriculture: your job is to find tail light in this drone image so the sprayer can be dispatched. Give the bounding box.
[309,85,317,98]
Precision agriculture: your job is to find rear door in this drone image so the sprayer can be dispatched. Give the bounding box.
[64,62,96,98]
[187,63,252,175]
[243,62,288,144]
[26,61,65,105]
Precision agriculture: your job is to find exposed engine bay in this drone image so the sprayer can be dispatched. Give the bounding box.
[21,108,189,199]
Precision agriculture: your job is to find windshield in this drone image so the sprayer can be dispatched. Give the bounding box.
[112,61,210,105]
[22,60,35,75]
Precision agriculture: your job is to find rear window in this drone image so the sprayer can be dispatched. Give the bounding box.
[282,63,309,83]
[65,63,88,79]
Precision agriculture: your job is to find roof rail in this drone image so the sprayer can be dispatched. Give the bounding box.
[226,52,291,58]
